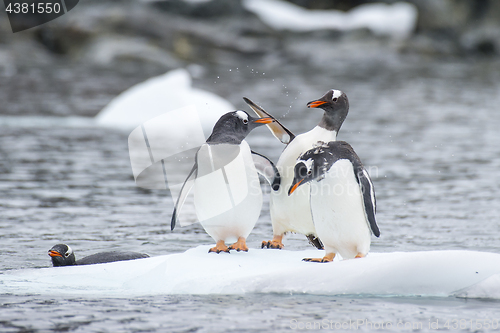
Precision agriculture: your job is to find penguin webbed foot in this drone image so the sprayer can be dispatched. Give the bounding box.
[303,253,335,263]
[228,237,249,252]
[208,241,230,254]
[208,247,230,254]
[261,240,284,249]
[261,235,284,249]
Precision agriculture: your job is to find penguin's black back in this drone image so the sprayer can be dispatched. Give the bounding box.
[76,251,150,266]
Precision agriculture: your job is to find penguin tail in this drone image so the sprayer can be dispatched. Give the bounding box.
[306,234,324,250]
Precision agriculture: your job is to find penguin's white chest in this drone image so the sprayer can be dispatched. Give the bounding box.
[310,159,371,259]
[194,141,262,242]
[270,126,337,235]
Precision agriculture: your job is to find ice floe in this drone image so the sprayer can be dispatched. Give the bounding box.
[2,246,500,299]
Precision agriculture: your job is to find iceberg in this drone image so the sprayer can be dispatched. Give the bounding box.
[2,246,500,299]
[95,68,234,137]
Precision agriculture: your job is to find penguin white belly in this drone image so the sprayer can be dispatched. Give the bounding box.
[194,141,262,243]
[270,126,336,236]
[310,159,371,259]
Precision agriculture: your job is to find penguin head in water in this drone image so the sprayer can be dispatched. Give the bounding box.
[48,244,76,267]
[307,89,349,133]
[206,110,274,145]
[288,143,331,196]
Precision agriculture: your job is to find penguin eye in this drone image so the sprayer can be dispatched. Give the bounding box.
[243,119,248,124]
[64,252,70,257]
[307,170,312,175]
[332,97,338,102]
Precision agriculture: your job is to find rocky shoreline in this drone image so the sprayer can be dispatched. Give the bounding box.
[0,0,499,117]
[2,0,499,66]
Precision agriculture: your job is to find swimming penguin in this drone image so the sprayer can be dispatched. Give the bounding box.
[288,141,380,262]
[48,244,150,267]
[171,110,280,253]
[244,90,349,249]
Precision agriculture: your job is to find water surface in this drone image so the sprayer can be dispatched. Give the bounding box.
[1,55,500,332]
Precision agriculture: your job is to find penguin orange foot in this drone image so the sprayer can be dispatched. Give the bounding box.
[209,240,230,254]
[355,253,366,258]
[261,235,284,249]
[228,237,248,252]
[303,253,335,263]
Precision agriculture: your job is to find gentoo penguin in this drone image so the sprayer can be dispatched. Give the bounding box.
[171,111,279,253]
[48,244,149,267]
[288,141,380,262]
[244,90,349,249]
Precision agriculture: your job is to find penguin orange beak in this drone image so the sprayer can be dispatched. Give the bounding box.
[307,100,327,108]
[288,179,304,196]
[48,250,62,257]
[253,117,274,124]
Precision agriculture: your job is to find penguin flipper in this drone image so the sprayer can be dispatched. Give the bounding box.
[171,162,197,230]
[354,164,380,237]
[243,97,295,144]
[251,151,280,191]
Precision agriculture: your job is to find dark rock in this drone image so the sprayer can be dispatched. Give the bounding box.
[285,0,500,56]
[150,0,246,18]
[285,0,389,11]
[404,0,500,55]
[21,1,277,66]
[476,40,496,55]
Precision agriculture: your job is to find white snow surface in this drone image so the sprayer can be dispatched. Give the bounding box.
[2,246,500,298]
[243,0,417,39]
[95,68,234,137]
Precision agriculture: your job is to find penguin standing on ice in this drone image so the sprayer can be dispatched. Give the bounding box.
[171,111,280,253]
[244,90,349,249]
[288,141,380,262]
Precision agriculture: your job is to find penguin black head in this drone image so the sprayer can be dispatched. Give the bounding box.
[48,244,76,267]
[206,110,274,145]
[288,143,332,196]
[307,89,349,133]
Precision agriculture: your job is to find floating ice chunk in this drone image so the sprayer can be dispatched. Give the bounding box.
[2,247,500,298]
[95,68,234,137]
[243,0,417,39]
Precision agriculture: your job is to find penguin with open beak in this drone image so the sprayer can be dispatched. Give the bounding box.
[244,90,349,250]
[289,141,380,262]
[171,110,279,253]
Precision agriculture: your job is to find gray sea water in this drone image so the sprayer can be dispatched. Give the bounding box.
[1,55,500,332]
